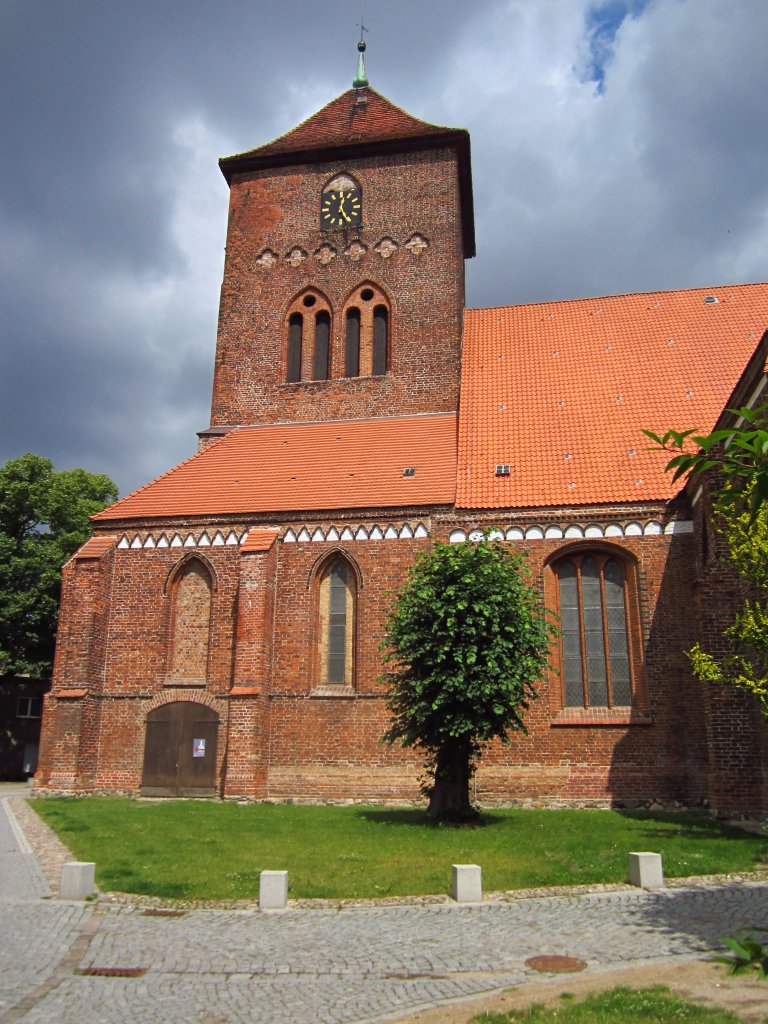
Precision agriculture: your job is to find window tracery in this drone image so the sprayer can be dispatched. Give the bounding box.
[316,555,357,687]
[549,549,643,710]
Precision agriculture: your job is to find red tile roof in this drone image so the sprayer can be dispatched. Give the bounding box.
[241,529,279,553]
[93,415,457,521]
[222,88,457,164]
[458,283,768,509]
[70,535,117,560]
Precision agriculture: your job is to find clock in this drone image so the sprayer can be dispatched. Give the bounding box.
[321,187,362,229]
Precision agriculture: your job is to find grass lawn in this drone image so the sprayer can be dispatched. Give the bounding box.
[31,799,767,901]
[471,986,750,1022]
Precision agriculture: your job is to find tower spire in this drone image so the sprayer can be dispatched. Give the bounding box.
[352,19,369,89]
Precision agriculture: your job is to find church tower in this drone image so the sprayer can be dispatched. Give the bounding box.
[204,44,475,438]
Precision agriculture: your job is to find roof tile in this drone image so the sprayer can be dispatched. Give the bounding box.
[94,415,457,521]
[223,88,457,162]
[458,283,768,509]
[241,529,279,553]
[71,535,118,560]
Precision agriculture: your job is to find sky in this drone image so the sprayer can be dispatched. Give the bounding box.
[2,0,767,498]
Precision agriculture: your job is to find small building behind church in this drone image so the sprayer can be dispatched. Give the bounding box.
[36,55,768,816]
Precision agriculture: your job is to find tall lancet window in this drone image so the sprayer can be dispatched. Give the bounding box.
[317,556,357,687]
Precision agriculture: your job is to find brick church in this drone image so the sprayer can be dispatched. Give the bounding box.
[37,53,768,815]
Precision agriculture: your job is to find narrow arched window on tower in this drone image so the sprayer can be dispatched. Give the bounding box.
[313,311,331,380]
[345,308,361,377]
[285,290,332,383]
[342,284,390,378]
[286,313,303,383]
[372,305,388,376]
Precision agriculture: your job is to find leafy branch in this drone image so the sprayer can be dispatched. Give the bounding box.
[643,402,768,520]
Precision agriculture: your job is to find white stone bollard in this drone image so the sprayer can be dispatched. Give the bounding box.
[259,870,288,910]
[60,861,96,900]
[628,852,664,889]
[452,863,482,902]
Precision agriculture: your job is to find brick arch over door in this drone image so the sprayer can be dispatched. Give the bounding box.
[140,701,219,797]
[146,690,222,714]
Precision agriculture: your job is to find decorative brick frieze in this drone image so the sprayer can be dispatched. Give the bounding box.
[448,520,693,543]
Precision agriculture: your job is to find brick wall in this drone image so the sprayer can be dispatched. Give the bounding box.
[36,507,767,813]
[690,478,768,816]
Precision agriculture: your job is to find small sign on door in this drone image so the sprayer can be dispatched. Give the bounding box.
[193,738,206,758]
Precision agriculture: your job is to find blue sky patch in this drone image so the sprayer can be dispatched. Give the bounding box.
[584,0,650,92]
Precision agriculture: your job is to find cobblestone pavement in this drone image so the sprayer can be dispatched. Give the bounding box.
[2,796,768,1024]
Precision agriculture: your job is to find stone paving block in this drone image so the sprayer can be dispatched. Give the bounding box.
[452,863,482,902]
[628,851,664,889]
[60,861,96,900]
[259,869,288,910]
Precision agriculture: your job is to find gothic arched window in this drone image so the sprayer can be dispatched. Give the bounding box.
[285,290,332,382]
[317,556,357,687]
[342,284,390,378]
[552,551,640,708]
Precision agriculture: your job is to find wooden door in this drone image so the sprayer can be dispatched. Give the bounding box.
[141,702,219,797]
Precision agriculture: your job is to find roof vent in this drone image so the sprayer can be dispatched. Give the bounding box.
[495,464,511,476]
[704,295,718,304]
[403,467,416,477]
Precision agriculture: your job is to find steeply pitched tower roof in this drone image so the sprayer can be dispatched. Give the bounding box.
[221,88,462,165]
[219,87,475,257]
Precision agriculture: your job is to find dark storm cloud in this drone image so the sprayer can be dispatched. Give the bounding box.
[1,0,767,497]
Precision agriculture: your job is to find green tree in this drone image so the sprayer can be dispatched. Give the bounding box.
[645,406,768,715]
[0,453,117,678]
[381,537,555,821]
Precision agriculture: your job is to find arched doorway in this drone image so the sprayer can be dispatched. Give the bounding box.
[141,702,219,797]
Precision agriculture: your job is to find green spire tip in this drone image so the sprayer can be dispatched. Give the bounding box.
[353,22,369,88]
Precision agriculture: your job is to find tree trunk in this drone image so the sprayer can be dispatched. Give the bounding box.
[426,743,478,822]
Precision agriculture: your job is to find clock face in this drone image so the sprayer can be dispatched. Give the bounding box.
[321,187,362,229]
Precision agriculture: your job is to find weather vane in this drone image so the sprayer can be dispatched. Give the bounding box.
[353,17,369,88]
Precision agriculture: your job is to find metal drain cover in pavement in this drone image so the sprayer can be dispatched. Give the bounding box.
[525,955,587,973]
[76,967,147,978]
